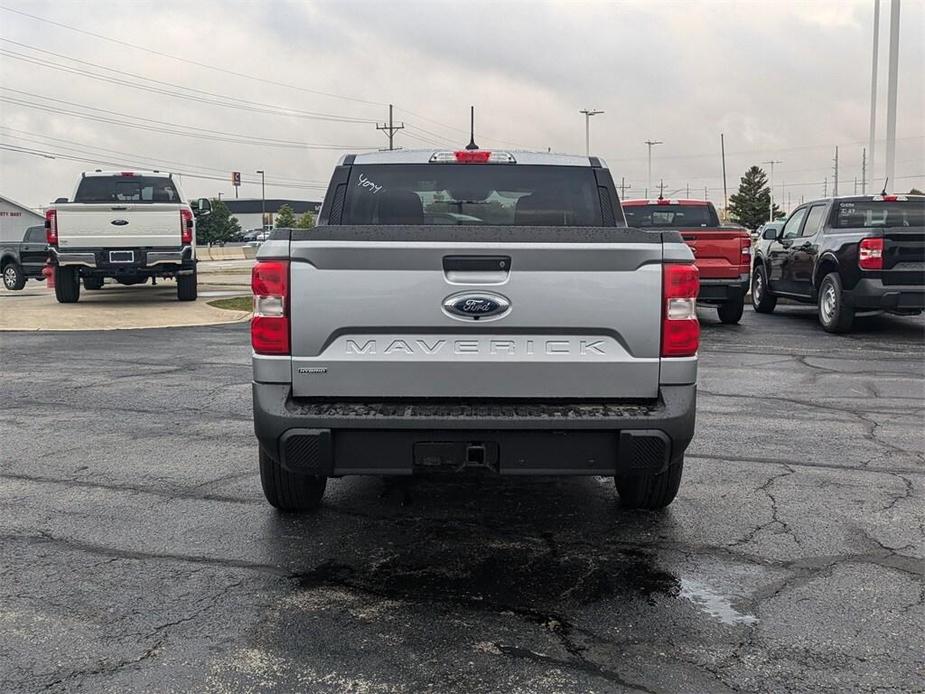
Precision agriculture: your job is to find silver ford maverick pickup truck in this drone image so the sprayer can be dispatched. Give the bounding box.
[251,150,698,511]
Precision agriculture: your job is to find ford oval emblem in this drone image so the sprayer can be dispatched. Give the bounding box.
[110,219,129,226]
[443,292,511,320]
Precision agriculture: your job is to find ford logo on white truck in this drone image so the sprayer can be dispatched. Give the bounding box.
[443,292,510,320]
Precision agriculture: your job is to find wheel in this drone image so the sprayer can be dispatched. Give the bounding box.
[751,264,777,313]
[818,272,854,333]
[54,266,80,303]
[615,457,684,510]
[717,292,745,324]
[177,271,197,301]
[259,448,327,511]
[2,262,26,290]
[83,276,104,290]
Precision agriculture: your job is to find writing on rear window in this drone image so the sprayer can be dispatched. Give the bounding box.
[835,200,925,228]
[342,164,602,226]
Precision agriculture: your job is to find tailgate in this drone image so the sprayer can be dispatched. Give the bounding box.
[883,226,925,285]
[56,204,183,249]
[288,226,665,399]
[680,229,748,279]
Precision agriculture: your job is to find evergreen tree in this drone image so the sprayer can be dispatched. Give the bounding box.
[195,199,241,245]
[275,204,296,228]
[728,166,781,230]
[295,212,315,229]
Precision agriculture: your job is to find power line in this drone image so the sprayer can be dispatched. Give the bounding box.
[0,41,379,124]
[0,88,378,150]
[0,4,388,108]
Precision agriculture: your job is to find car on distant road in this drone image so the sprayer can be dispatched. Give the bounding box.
[46,171,212,303]
[1,225,48,290]
[752,193,925,332]
[623,198,751,324]
[252,149,699,512]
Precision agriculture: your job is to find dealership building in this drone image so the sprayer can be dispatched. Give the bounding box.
[0,194,44,243]
[223,199,321,231]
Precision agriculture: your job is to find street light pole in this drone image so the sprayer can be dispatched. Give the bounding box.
[579,109,604,156]
[762,160,782,221]
[256,170,266,229]
[645,140,663,198]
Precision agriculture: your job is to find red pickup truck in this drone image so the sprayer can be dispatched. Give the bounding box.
[623,198,751,323]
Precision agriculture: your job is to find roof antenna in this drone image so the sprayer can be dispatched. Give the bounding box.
[465,106,479,150]
[880,177,889,196]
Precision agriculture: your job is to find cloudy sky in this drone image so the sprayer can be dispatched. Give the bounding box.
[1,0,923,212]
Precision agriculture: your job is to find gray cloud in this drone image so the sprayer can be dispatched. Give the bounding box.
[0,0,922,211]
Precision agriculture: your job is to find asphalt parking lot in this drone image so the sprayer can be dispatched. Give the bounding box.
[1,305,923,693]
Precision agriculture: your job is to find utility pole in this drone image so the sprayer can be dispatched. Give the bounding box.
[824,177,828,197]
[658,179,666,198]
[884,0,900,189]
[218,192,223,201]
[762,160,782,221]
[833,146,839,197]
[721,133,728,211]
[256,170,266,229]
[861,147,868,194]
[854,177,858,194]
[868,0,880,192]
[580,109,604,157]
[618,177,631,199]
[376,104,405,151]
[645,140,663,199]
[704,186,709,201]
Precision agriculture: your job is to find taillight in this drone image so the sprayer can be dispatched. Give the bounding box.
[45,209,57,245]
[858,237,884,270]
[740,237,752,258]
[180,208,193,244]
[251,260,289,355]
[662,263,700,358]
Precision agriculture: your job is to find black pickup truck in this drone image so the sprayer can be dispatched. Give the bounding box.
[752,194,925,332]
[1,225,48,290]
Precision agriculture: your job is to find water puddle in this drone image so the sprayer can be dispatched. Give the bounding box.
[679,578,758,626]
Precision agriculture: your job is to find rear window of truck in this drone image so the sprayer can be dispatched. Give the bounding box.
[341,164,602,225]
[623,204,720,228]
[74,176,181,203]
[834,200,925,228]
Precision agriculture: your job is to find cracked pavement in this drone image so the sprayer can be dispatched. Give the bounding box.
[1,304,923,693]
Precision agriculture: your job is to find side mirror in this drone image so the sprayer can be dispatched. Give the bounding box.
[762,227,779,240]
[54,197,68,204]
[193,198,212,217]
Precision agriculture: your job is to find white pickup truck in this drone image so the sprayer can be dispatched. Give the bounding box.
[46,170,211,302]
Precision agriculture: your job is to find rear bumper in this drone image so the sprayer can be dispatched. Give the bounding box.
[846,278,925,311]
[697,273,750,303]
[252,383,696,477]
[52,246,195,273]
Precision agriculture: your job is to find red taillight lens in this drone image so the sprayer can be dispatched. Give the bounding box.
[45,209,57,245]
[454,150,492,163]
[740,237,752,257]
[858,237,884,270]
[251,260,289,355]
[662,263,700,358]
[180,208,193,244]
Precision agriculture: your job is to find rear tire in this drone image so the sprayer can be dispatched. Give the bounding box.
[259,448,327,512]
[615,457,684,510]
[751,264,776,313]
[83,276,104,290]
[2,262,26,290]
[717,293,745,324]
[54,266,80,303]
[177,270,197,301]
[818,272,854,333]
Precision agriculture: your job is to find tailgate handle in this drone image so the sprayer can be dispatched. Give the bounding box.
[443,255,511,284]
